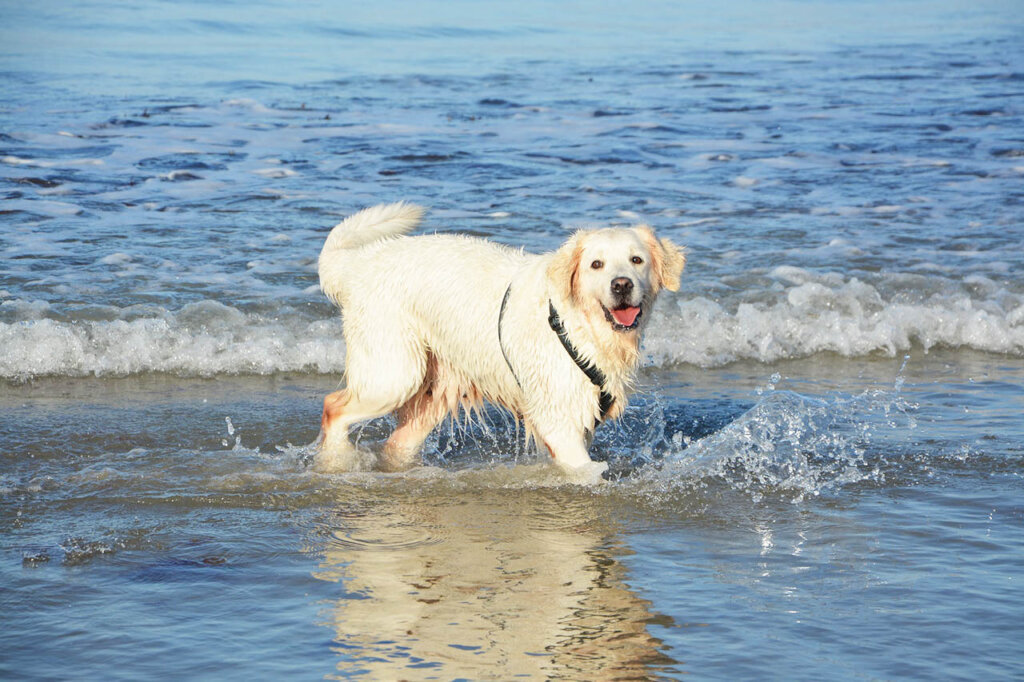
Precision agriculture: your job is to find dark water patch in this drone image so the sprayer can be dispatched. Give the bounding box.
[598,124,687,137]
[0,208,53,222]
[523,151,654,166]
[153,120,215,129]
[706,103,773,114]
[845,73,932,81]
[7,176,62,188]
[312,24,512,41]
[93,117,149,128]
[241,122,289,131]
[478,98,521,107]
[697,70,759,78]
[593,109,631,117]
[225,193,283,204]
[136,152,246,171]
[962,108,1005,116]
[409,25,511,39]
[160,171,204,182]
[212,138,251,149]
[389,152,469,162]
[445,111,482,122]
[311,26,375,38]
[78,199,131,213]
[144,103,203,114]
[204,79,286,90]
[380,160,545,181]
[970,72,1024,81]
[306,136,373,154]
[991,147,1024,157]
[1,144,116,160]
[640,70,710,80]
[130,556,234,583]
[186,18,259,35]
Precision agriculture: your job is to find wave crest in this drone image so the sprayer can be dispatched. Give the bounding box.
[0,300,345,381]
[645,277,1024,367]
[2,273,1022,380]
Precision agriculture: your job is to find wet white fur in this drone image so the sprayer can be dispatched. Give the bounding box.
[316,202,685,482]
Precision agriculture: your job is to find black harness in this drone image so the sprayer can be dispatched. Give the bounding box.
[547,301,616,421]
[497,284,522,389]
[497,283,615,422]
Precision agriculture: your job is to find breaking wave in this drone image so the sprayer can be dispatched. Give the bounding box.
[646,272,1024,367]
[1,271,1022,380]
[0,299,346,381]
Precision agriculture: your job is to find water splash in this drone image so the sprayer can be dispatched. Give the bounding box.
[627,368,917,504]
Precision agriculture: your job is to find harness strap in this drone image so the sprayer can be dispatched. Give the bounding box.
[497,283,522,389]
[547,301,615,421]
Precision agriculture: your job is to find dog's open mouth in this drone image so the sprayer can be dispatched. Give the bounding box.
[603,304,642,331]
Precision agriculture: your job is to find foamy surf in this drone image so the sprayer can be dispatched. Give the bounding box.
[2,275,1022,380]
[644,275,1024,368]
[0,300,346,381]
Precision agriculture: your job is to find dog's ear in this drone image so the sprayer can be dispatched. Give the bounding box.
[547,231,586,303]
[636,225,686,292]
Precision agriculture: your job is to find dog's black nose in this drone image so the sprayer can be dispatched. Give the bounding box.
[611,277,633,296]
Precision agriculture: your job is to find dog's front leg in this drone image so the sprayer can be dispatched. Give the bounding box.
[534,423,608,483]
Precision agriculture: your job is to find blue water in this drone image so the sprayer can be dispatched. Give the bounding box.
[2,1,1023,679]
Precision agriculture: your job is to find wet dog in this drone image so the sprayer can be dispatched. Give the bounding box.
[316,202,685,481]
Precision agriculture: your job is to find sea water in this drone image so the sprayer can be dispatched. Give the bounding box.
[2,0,1023,679]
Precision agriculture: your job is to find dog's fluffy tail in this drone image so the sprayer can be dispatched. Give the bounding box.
[320,201,425,254]
[319,201,425,305]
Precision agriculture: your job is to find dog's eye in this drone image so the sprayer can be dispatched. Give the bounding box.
[591,260,604,270]
[631,256,644,265]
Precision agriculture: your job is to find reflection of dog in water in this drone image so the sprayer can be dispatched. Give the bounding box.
[313,489,678,677]
[316,202,685,479]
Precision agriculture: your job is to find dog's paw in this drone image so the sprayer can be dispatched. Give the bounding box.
[561,460,609,485]
[312,441,376,473]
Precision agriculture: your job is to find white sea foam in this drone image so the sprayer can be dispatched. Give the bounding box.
[645,278,1024,367]
[0,300,346,381]
[253,167,298,178]
[1,275,1022,380]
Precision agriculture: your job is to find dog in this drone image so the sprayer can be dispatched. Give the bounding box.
[315,202,685,480]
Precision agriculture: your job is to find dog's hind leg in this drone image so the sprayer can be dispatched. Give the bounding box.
[381,398,445,472]
[315,327,428,472]
[379,353,451,471]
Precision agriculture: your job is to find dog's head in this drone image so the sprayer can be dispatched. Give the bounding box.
[548,226,685,333]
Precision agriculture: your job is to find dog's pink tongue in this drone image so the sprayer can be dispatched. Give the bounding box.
[611,306,641,327]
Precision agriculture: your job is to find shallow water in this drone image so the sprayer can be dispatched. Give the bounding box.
[2,0,1024,679]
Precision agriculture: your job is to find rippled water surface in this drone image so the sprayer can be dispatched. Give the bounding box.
[2,1,1023,679]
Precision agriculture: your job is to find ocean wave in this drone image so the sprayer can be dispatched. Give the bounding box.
[645,277,1024,367]
[0,300,345,381]
[2,278,1022,380]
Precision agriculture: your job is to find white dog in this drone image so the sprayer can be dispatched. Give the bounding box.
[316,202,685,480]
